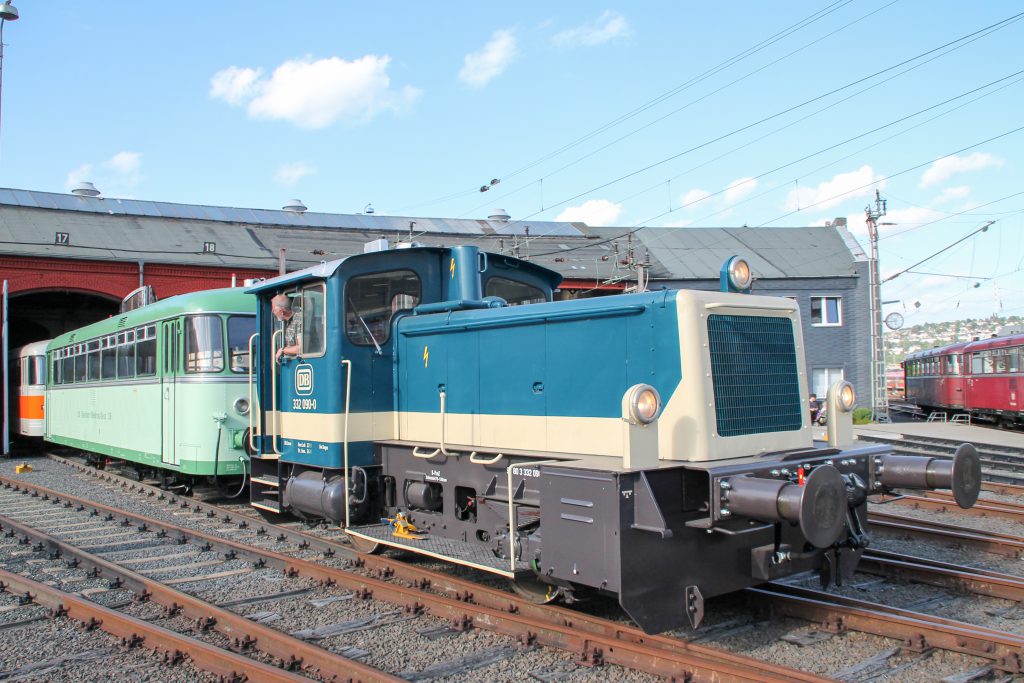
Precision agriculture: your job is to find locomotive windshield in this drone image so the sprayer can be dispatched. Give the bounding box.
[484,277,547,306]
[344,270,421,346]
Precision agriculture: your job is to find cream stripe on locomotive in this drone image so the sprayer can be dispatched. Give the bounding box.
[271,409,624,456]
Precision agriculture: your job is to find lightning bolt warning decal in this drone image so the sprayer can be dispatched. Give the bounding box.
[450,257,455,279]
[423,345,429,367]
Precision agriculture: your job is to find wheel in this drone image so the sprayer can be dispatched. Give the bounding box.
[347,531,383,554]
[509,574,561,604]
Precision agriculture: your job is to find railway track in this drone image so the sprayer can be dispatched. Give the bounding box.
[0,567,311,682]
[7,453,1024,680]
[856,432,1024,485]
[0,463,825,683]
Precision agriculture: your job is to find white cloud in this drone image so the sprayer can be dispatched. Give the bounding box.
[935,185,971,203]
[108,151,141,175]
[555,199,622,226]
[552,11,631,47]
[65,163,93,190]
[210,55,421,129]
[784,165,883,212]
[274,162,317,187]
[724,177,757,204]
[459,29,518,87]
[680,188,711,208]
[65,151,143,196]
[209,66,263,106]
[919,152,1003,188]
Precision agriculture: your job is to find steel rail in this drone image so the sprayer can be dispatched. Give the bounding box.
[4,469,825,683]
[0,567,312,683]
[983,480,1024,496]
[860,549,1024,602]
[43,453,831,681]
[877,491,1024,523]
[752,583,1024,672]
[868,511,1024,558]
[892,488,1024,515]
[0,508,401,683]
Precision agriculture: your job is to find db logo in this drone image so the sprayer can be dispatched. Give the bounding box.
[295,364,314,395]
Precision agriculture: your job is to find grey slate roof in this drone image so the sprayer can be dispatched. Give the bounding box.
[0,187,863,281]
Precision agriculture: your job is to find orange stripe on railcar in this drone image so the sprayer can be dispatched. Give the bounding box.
[19,394,44,420]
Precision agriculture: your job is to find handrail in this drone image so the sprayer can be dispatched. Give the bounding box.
[341,359,352,529]
[412,391,458,458]
[247,332,259,453]
[469,452,503,465]
[270,329,283,455]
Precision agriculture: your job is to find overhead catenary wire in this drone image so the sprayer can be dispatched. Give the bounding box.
[392,0,861,216]
[465,11,1024,254]
[884,221,997,283]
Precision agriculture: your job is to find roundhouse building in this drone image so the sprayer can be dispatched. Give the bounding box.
[1,187,869,446]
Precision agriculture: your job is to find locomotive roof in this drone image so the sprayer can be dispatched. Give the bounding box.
[247,246,561,294]
[47,287,254,349]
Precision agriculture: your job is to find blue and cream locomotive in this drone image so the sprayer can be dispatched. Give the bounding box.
[245,242,980,634]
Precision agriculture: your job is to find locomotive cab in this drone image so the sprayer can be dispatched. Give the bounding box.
[247,246,981,635]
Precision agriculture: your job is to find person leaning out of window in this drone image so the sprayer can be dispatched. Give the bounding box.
[272,293,302,361]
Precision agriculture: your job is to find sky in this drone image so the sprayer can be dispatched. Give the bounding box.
[0,2,1022,326]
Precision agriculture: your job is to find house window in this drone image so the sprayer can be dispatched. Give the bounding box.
[812,367,845,398]
[810,296,842,326]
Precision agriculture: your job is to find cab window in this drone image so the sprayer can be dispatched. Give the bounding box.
[345,270,421,346]
[484,277,547,306]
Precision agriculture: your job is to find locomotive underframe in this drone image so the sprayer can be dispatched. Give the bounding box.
[332,440,887,634]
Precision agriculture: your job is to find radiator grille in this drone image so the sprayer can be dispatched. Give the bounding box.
[707,314,802,437]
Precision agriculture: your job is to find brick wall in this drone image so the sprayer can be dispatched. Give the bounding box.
[1,255,274,300]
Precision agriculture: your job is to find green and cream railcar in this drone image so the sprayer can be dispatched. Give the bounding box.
[45,288,256,486]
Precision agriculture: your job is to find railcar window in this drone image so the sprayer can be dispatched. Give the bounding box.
[52,353,61,385]
[101,336,117,380]
[301,286,326,356]
[1010,349,1021,373]
[137,326,157,376]
[73,345,86,383]
[185,316,224,373]
[345,271,421,347]
[484,277,547,306]
[29,356,45,386]
[117,331,135,379]
[227,316,256,372]
[86,340,101,381]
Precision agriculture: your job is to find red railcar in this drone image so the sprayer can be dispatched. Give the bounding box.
[904,342,969,412]
[903,332,1024,426]
[962,334,1024,426]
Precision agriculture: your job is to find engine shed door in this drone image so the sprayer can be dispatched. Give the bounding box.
[161,320,179,466]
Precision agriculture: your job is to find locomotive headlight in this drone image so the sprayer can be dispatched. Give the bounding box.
[233,397,250,416]
[727,256,752,291]
[625,384,661,425]
[835,381,856,413]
